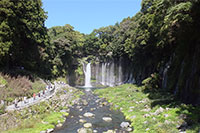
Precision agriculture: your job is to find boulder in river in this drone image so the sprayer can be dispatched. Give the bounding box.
[83,112,95,117]
[120,122,130,128]
[102,117,112,122]
[77,128,92,133]
[83,123,92,128]
[79,119,86,123]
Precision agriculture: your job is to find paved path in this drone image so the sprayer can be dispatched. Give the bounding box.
[5,82,66,111]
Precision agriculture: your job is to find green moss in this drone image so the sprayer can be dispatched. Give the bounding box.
[94,84,200,133]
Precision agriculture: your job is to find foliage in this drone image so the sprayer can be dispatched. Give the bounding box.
[0,0,49,73]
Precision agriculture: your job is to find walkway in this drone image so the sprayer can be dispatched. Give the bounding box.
[5,81,66,112]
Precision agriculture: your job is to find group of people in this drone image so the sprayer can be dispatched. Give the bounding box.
[14,82,55,108]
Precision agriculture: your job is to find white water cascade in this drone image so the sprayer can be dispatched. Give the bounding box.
[84,63,92,87]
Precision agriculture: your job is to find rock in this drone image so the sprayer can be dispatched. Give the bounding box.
[130,115,136,119]
[126,127,132,132]
[84,112,95,117]
[41,121,49,124]
[83,123,92,128]
[77,128,92,133]
[102,117,112,122]
[143,114,150,118]
[143,121,148,124]
[83,100,88,106]
[103,130,116,133]
[146,128,150,131]
[57,123,62,128]
[90,108,95,111]
[46,128,54,133]
[79,108,83,111]
[152,117,156,120]
[93,130,98,133]
[142,108,151,112]
[152,107,164,115]
[164,114,169,117]
[60,109,67,113]
[79,119,86,123]
[128,109,133,112]
[120,122,130,128]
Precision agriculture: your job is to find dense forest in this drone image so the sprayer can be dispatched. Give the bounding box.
[1,0,200,104]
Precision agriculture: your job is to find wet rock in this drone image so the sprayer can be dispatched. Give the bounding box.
[103,130,116,133]
[102,117,112,122]
[126,127,132,132]
[77,128,92,133]
[93,130,98,133]
[79,119,86,123]
[90,108,95,111]
[83,100,88,106]
[84,112,95,117]
[83,123,92,128]
[57,123,62,128]
[46,128,54,133]
[120,122,130,128]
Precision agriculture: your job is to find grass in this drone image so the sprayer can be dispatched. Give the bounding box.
[94,84,200,133]
[4,112,68,133]
[2,85,83,133]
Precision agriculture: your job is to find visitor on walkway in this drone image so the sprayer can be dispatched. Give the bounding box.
[14,99,18,108]
[24,97,27,103]
[43,90,45,97]
[33,93,36,100]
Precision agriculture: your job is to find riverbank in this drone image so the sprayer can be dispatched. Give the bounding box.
[0,84,83,133]
[94,84,200,133]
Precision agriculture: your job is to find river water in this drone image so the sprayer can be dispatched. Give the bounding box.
[54,89,130,133]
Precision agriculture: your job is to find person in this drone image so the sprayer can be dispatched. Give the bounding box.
[14,98,18,108]
[33,93,36,100]
[43,90,45,96]
[24,97,27,104]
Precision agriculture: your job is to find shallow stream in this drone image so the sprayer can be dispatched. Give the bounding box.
[54,88,130,133]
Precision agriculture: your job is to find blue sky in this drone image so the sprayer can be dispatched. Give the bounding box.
[42,0,142,34]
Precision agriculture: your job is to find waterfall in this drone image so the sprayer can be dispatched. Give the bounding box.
[101,63,106,85]
[84,63,92,87]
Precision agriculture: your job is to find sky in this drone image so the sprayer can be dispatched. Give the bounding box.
[42,0,142,34]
